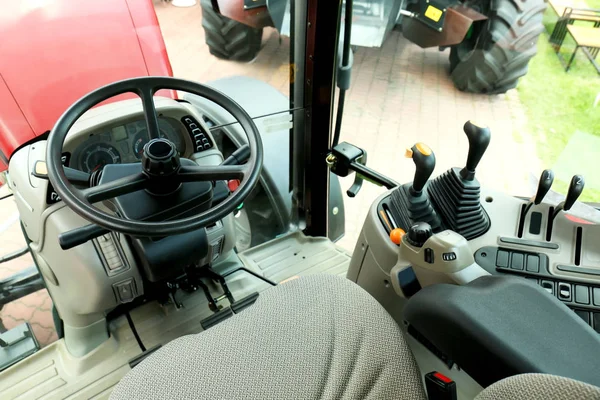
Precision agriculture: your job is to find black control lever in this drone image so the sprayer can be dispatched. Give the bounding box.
[406,143,435,196]
[221,145,250,166]
[460,120,491,181]
[517,169,554,237]
[347,151,367,198]
[327,142,399,197]
[546,174,584,241]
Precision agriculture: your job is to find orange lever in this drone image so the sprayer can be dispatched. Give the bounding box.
[390,228,405,245]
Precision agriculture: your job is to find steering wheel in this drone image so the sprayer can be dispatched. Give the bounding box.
[46,77,263,242]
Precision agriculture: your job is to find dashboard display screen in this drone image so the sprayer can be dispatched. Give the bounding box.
[72,117,185,173]
[112,126,128,141]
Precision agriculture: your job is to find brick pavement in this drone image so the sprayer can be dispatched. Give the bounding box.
[0,1,539,348]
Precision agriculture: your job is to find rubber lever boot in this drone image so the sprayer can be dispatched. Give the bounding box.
[390,143,442,232]
[427,121,491,240]
[460,120,491,181]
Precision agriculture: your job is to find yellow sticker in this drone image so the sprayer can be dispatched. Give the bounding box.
[424,5,443,22]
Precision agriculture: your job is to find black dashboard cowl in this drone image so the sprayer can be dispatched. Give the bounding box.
[99,159,213,222]
[98,159,214,282]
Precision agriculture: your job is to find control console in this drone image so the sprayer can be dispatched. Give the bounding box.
[343,120,600,337]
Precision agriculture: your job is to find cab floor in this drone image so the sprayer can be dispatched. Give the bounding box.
[0,232,350,400]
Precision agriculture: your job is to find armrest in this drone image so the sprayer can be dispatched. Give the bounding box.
[404,275,600,388]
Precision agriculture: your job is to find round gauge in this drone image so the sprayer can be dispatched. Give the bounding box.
[81,144,121,173]
[132,129,167,159]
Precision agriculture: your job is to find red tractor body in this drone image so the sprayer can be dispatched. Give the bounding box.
[0,0,173,171]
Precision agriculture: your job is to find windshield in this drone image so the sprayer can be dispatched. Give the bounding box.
[334,0,600,250]
[1,0,599,354]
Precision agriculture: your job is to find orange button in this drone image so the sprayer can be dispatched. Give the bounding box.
[390,228,405,245]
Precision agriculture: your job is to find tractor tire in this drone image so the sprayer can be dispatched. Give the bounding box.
[200,0,263,62]
[449,0,547,94]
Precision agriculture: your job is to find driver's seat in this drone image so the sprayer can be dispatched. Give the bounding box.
[110,275,600,400]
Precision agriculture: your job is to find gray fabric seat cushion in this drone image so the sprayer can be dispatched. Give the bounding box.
[476,373,600,400]
[111,274,426,399]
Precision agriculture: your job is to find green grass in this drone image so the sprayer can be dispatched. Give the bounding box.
[516,5,600,201]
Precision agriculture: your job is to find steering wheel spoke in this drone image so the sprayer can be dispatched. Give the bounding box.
[137,86,161,139]
[178,164,246,182]
[82,172,148,203]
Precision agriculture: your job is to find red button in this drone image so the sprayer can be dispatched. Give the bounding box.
[433,372,453,384]
[227,179,240,192]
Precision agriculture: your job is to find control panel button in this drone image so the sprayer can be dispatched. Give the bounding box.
[496,250,509,268]
[593,288,600,306]
[541,280,555,295]
[442,252,456,261]
[113,279,136,303]
[424,248,434,264]
[594,313,600,334]
[574,309,590,324]
[558,282,572,302]
[511,253,524,270]
[575,285,590,305]
[526,255,540,273]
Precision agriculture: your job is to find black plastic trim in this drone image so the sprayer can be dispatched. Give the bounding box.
[404,275,600,388]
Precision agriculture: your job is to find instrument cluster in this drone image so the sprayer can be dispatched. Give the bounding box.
[70,117,185,173]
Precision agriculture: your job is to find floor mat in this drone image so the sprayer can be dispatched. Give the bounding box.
[0,232,350,399]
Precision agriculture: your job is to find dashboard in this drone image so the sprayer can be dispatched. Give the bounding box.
[69,117,186,173]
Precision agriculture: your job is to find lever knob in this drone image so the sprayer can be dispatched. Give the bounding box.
[564,174,584,211]
[533,169,554,205]
[460,120,491,181]
[406,222,433,248]
[405,143,435,195]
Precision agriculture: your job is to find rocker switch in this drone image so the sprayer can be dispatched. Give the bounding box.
[113,279,137,303]
[424,248,434,264]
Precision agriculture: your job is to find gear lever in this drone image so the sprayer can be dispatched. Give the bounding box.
[546,175,585,241]
[427,121,491,240]
[406,143,436,196]
[518,169,554,237]
[460,120,491,181]
[389,143,442,231]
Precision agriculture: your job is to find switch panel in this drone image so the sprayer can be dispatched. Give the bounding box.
[182,115,213,152]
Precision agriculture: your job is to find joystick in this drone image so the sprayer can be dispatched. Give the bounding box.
[427,120,491,240]
[546,174,585,241]
[389,143,442,231]
[517,169,554,237]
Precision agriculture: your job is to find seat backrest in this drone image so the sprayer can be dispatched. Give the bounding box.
[475,373,600,400]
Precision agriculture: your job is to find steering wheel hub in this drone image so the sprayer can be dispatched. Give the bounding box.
[142,138,180,177]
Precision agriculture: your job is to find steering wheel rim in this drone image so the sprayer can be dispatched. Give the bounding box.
[46,76,263,237]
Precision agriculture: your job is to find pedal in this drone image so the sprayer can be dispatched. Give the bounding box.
[0,323,40,372]
[200,307,233,330]
[231,292,259,314]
